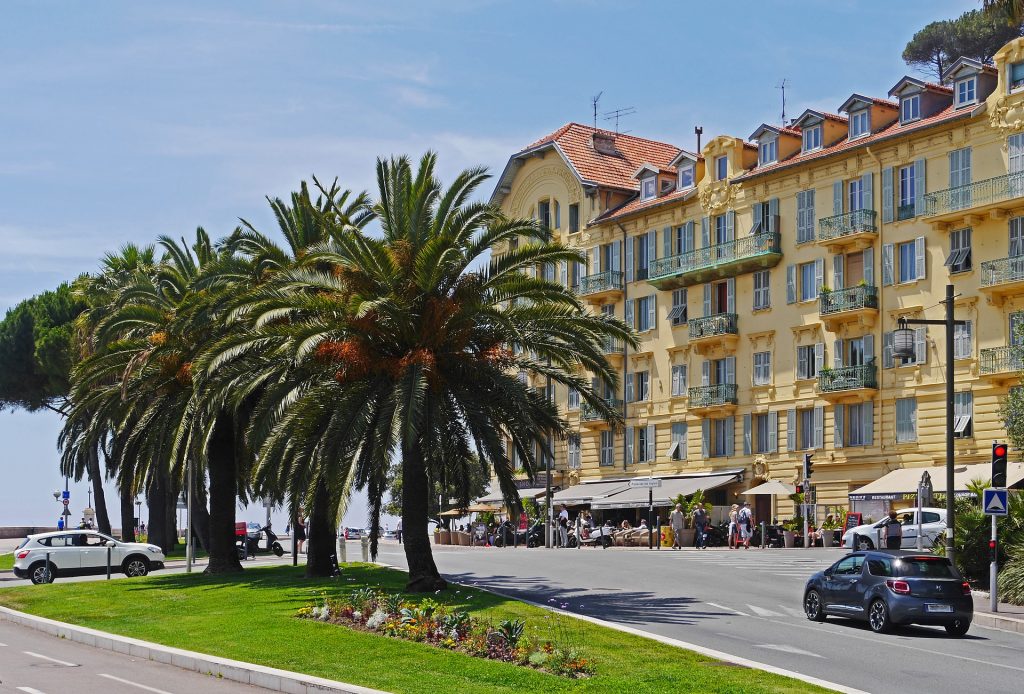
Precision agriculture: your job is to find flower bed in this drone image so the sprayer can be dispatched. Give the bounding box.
[298,587,595,678]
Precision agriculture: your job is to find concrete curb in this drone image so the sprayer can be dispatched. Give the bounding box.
[973,610,1024,633]
[0,606,389,694]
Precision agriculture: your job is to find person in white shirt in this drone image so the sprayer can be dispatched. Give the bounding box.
[557,506,569,547]
[670,504,685,549]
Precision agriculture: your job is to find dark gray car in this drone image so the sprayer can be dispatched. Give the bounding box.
[803,550,973,636]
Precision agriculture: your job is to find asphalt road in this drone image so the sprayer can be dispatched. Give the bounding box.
[376,543,1024,694]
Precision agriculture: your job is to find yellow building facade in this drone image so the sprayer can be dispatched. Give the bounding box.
[491,38,1024,521]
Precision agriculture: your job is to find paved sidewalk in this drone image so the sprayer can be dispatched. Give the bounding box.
[973,592,1024,633]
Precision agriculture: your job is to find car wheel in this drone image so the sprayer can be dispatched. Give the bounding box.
[804,589,826,622]
[123,556,150,578]
[856,535,874,551]
[945,619,970,637]
[237,546,247,561]
[29,561,55,585]
[868,599,891,633]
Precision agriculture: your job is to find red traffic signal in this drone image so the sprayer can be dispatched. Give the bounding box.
[795,483,804,494]
[993,442,1009,488]
[994,444,1008,458]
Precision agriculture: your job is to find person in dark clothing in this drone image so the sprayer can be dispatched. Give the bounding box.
[883,510,903,550]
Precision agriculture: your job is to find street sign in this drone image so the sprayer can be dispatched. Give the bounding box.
[983,488,1009,516]
[629,478,662,489]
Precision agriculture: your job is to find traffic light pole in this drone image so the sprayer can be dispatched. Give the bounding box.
[991,514,999,613]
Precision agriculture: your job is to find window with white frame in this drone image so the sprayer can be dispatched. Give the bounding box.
[715,155,728,181]
[568,203,580,233]
[668,288,687,325]
[954,391,973,438]
[671,364,687,396]
[567,387,580,410]
[900,95,920,123]
[759,137,777,165]
[635,295,655,331]
[898,165,916,214]
[753,269,771,309]
[796,189,815,243]
[895,397,917,443]
[753,351,771,385]
[954,320,973,359]
[668,422,686,460]
[803,124,822,152]
[799,261,818,301]
[796,344,821,380]
[567,433,581,469]
[641,177,656,201]
[956,77,977,106]
[849,109,869,138]
[946,228,972,273]
[846,402,871,447]
[848,177,864,211]
[1012,62,1024,92]
[678,164,695,189]
[600,430,614,466]
[637,426,653,463]
[898,240,918,283]
[635,370,650,402]
[1012,216,1024,257]
[753,413,771,453]
[798,408,815,450]
[537,200,551,228]
[711,418,730,457]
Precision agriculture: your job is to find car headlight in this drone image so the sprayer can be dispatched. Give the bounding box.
[146,546,162,554]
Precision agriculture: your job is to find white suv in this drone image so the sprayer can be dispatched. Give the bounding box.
[842,507,946,550]
[13,530,166,584]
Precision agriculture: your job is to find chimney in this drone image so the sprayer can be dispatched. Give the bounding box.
[592,132,618,155]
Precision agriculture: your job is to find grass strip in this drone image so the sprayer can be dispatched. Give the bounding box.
[0,564,828,694]
[0,554,12,571]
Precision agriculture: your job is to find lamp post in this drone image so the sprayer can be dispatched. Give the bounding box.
[891,284,966,567]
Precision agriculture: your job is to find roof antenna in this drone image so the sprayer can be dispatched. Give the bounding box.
[591,91,603,128]
[603,106,636,134]
[776,78,788,125]
[694,126,703,154]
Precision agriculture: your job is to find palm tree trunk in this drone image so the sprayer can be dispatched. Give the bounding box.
[402,440,446,592]
[86,453,112,536]
[205,413,243,573]
[147,472,172,552]
[305,478,337,577]
[119,485,135,542]
[190,472,211,552]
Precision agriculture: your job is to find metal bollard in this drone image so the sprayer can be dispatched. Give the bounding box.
[338,533,346,564]
[45,551,51,583]
[360,535,369,562]
[106,544,112,580]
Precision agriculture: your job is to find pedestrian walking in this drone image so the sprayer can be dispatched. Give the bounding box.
[692,503,709,549]
[883,509,903,549]
[557,505,569,547]
[294,509,307,554]
[738,501,753,549]
[396,518,403,544]
[670,504,685,549]
[728,503,739,549]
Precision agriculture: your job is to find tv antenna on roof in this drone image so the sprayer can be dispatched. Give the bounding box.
[776,78,788,124]
[591,91,603,128]
[603,106,636,134]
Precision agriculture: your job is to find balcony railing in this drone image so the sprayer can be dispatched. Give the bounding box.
[575,270,623,296]
[688,312,739,339]
[897,203,916,221]
[688,383,738,408]
[980,346,1024,375]
[818,363,878,393]
[820,285,879,316]
[602,337,624,354]
[648,232,781,281]
[981,256,1024,287]
[923,171,1024,217]
[581,398,623,421]
[818,209,877,240]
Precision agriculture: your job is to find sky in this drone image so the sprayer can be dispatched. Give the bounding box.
[0,0,978,528]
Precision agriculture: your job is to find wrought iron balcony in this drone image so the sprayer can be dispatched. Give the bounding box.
[897,203,916,221]
[581,398,623,422]
[647,232,782,290]
[818,209,877,240]
[688,312,738,339]
[923,171,1024,218]
[575,270,624,297]
[980,346,1024,376]
[981,256,1024,288]
[687,383,738,409]
[820,285,879,316]
[602,337,624,354]
[818,363,878,394]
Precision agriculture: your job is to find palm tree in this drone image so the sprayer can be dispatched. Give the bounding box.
[985,1,1024,25]
[213,154,632,590]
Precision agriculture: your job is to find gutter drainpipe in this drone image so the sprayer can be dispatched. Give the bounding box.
[617,223,630,472]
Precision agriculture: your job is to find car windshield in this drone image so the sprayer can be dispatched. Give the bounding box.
[893,556,956,578]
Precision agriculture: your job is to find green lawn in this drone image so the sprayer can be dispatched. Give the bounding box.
[0,565,827,694]
[0,553,12,571]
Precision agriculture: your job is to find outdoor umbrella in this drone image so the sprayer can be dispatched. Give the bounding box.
[742,480,796,530]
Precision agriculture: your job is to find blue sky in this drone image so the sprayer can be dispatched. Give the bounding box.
[0,0,976,527]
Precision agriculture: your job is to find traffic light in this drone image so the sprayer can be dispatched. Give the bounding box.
[795,483,804,495]
[992,442,1008,488]
[990,539,998,562]
[803,453,814,481]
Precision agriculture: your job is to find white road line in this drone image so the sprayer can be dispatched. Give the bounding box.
[22,651,77,667]
[705,602,750,617]
[779,605,809,619]
[756,643,824,658]
[747,604,786,618]
[17,687,48,694]
[0,641,7,646]
[98,673,174,694]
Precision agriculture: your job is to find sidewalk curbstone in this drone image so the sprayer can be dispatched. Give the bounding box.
[973,611,1024,633]
[0,606,389,694]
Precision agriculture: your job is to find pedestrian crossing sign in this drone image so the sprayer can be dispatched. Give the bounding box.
[983,488,1009,516]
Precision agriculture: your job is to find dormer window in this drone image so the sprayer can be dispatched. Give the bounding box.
[678,163,695,189]
[715,155,728,181]
[759,137,777,165]
[641,177,656,201]
[956,77,977,107]
[849,109,869,139]
[1011,62,1024,92]
[900,95,920,123]
[802,125,822,153]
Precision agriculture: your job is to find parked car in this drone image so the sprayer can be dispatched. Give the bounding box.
[343,527,362,540]
[246,521,263,540]
[803,550,972,636]
[382,529,396,539]
[842,508,946,550]
[13,530,166,585]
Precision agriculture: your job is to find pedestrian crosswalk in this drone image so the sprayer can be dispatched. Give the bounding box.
[671,548,837,579]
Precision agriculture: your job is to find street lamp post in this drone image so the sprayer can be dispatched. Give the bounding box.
[891,284,965,567]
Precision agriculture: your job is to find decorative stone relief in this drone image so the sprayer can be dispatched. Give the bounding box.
[698,181,735,214]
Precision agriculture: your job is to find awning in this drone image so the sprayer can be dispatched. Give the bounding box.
[743,480,796,496]
[551,480,633,505]
[474,487,547,505]
[590,473,739,510]
[849,462,1024,501]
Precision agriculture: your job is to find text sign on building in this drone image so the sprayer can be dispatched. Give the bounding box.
[983,488,1009,516]
[629,478,663,489]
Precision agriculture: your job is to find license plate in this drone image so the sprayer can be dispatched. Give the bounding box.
[925,604,953,613]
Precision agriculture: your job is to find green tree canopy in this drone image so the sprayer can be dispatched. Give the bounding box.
[903,8,1022,81]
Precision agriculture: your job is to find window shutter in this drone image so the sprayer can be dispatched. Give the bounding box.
[787,408,797,452]
[686,221,695,252]
[864,333,874,364]
[861,171,874,211]
[647,424,656,461]
[681,365,687,389]
[797,346,808,379]
[726,277,736,313]
[833,254,845,290]
[625,299,634,328]
[743,413,752,455]
[882,166,894,223]
[625,373,634,403]
[725,416,735,457]
[863,246,874,286]
[703,283,712,317]
[813,405,824,449]
[701,216,710,247]
[949,149,960,188]
[786,264,796,304]
[647,294,656,328]
[815,258,824,295]
[815,342,825,373]
[591,247,600,273]
[833,180,844,215]
[701,420,710,458]
[834,339,843,368]
[559,260,567,287]
[915,327,927,364]
[753,202,763,232]
[882,243,894,286]
[701,360,710,386]
[726,210,735,240]
[769,197,779,233]
[883,331,894,369]
[914,159,927,216]
[834,405,845,449]
[768,411,778,452]
[726,356,736,384]
[915,236,926,279]
[663,227,671,258]
[964,147,972,184]
[625,426,634,464]
[624,237,633,282]
[862,399,874,446]
[647,230,657,262]
[671,366,680,396]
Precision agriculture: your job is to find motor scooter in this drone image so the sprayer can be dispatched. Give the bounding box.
[568,522,614,548]
[240,523,285,559]
[493,520,545,547]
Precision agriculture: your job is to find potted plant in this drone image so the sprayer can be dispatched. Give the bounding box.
[820,511,842,546]
[670,491,700,547]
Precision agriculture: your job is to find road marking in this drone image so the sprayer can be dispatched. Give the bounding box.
[756,643,823,658]
[779,605,808,619]
[0,641,7,646]
[747,604,785,618]
[22,651,77,667]
[17,687,48,694]
[98,673,174,693]
[705,602,750,617]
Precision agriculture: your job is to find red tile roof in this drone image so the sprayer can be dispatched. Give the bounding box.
[518,123,681,191]
[735,102,972,182]
[595,187,697,223]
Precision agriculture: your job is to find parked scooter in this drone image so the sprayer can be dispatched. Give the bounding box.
[568,521,614,548]
[493,520,544,547]
[239,523,285,559]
